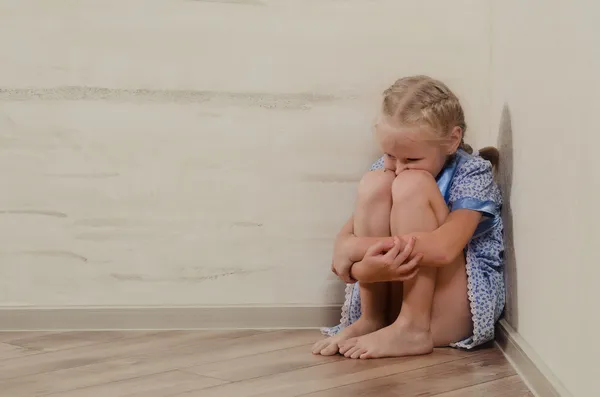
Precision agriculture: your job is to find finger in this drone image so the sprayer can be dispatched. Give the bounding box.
[365,239,396,258]
[341,275,354,284]
[398,266,420,281]
[339,270,354,284]
[383,237,402,261]
[396,253,424,278]
[393,236,416,266]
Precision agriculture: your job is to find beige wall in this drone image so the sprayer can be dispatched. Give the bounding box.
[490,0,599,395]
[2,0,598,394]
[0,0,491,306]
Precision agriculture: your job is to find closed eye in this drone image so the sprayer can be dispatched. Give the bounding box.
[406,158,422,162]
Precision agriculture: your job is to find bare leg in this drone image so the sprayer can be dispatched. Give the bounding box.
[312,170,394,355]
[340,170,471,358]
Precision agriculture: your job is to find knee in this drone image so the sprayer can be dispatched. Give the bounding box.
[391,170,437,204]
[357,170,395,207]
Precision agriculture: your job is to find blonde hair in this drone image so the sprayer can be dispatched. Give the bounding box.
[381,75,499,167]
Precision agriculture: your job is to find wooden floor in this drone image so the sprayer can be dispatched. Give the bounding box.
[0,330,532,396]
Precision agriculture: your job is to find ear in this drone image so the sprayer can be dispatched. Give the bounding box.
[446,126,462,154]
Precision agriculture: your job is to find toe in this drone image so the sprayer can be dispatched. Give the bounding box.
[359,351,372,359]
[312,340,327,354]
[339,338,356,354]
[344,346,359,358]
[350,348,365,359]
[320,342,339,356]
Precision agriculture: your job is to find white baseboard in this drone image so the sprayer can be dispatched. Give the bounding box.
[0,305,341,331]
[495,319,571,397]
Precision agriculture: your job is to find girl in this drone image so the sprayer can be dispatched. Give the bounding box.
[312,75,504,359]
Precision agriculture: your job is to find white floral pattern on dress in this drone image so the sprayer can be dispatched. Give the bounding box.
[322,150,505,349]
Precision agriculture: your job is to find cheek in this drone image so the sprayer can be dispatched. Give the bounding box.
[429,157,447,175]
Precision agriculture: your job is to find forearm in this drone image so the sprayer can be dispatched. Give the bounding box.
[335,216,394,263]
[404,231,455,267]
[347,233,452,283]
[349,260,369,282]
[406,210,482,267]
[347,230,464,268]
[342,211,477,268]
[336,216,354,239]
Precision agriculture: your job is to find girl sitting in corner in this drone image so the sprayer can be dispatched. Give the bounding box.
[312,75,504,359]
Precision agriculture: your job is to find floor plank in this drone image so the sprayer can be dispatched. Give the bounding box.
[0,330,262,381]
[4,331,153,352]
[0,342,40,360]
[185,344,344,382]
[174,350,467,397]
[0,330,262,396]
[0,330,313,396]
[0,332,57,343]
[430,375,534,396]
[302,349,515,397]
[0,330,532,397]
[46,370,227,397]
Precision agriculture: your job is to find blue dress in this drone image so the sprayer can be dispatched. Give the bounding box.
[322,149,505,349]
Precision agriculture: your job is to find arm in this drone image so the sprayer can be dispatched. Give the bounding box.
[350,209,482,276]
[333,215,394,283]
[335,215,395,262]
[349,157,495,271]
[335,215,354,240]
[405,209,482,267]
[349,237,422,282]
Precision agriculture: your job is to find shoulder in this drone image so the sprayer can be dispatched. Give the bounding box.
[449,150,502,205]
[454,151,493,180]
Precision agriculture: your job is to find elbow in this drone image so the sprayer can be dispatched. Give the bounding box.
[429,254,452,267]
[426,244,460,267]
[429,244,460,267]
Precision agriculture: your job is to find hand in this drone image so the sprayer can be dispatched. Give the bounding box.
[332,234,357,284]
[352,236,423,283]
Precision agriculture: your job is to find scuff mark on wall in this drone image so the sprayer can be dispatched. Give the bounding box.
[0,87,346,110]
[231,221,263,228]
[300,173,361,183]
[0,113,17,128]
[0,210,68,218]
[44,173,120,179]
[110,267,268,283]
[75,231,167,242]
[190,0,264,5]
[19,250,88,262]
[111,273,144,281]
[74,218,135,228]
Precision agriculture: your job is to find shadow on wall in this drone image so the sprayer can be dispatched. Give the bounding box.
[497,104,518,329]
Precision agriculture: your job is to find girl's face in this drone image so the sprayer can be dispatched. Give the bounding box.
[374,116,461,178]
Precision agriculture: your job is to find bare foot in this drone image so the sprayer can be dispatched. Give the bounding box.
[312,317,386,356]
[338,318,433,359]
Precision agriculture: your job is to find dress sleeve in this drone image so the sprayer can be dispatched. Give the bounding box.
[369,156,385,171]
[448,157,502,220]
